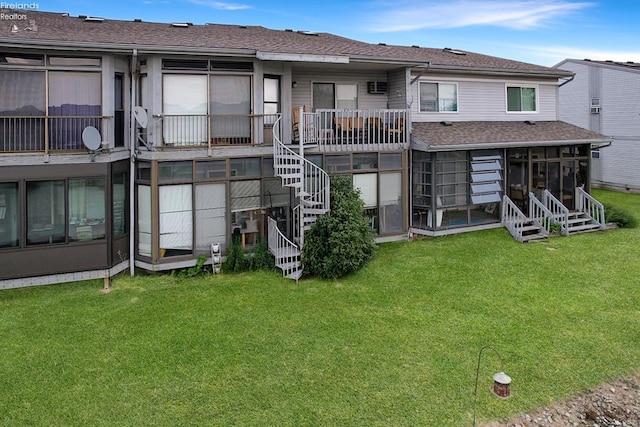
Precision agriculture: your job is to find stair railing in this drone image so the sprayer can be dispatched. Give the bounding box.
[268,217,301,279]
[576,187,606,229]
[528,192,553,233]
[543,189,570,235]
[501,195,529,242]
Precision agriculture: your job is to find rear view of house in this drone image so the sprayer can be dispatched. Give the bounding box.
[0,10,609,289]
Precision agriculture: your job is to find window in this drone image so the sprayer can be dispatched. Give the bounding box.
[419,82,457,112]
[380,173,402,233]
[353,173,378,232]
[137,185,151,257]
[507,86,536,112]
[113,172,128,237]
[162,74,208,144]
[0,183,19,248]
[230,158,260,177]
[196,160,227,179]
[114,73,125,147]
[209,75,251,142]
[336,84,357,109]
[159,184,193,257]
[27,180,66,245]
[0,69,46,151]
[159,161,192,182]
[436,152,468,207]
[264,76,280,124]
[195,183,226,255]
[69,178,106,242]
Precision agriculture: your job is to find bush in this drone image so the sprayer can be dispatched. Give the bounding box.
[604,204,638,228]
[248,238,275,271]
[176,255,210,279]
[223,239,246,273]
[302,174,376,279]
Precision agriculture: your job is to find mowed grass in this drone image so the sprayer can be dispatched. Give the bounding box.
[1,188,639,426]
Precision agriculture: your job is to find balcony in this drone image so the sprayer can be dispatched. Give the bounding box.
[0,116,111,153]
[294,109,410,152]
[145,114,279,149]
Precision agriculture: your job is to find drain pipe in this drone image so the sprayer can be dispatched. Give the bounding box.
[129,49,138,276]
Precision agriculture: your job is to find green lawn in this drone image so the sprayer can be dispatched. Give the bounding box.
[1,189,639,426]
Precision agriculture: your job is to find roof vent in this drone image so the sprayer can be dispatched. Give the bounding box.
[134,18,142,22]
[378,42,387,46]
[284,29,293,32]
[298,30,318,36]
[61,13,69,17]
[440,121,453,126]
[412,45,420,48]
[171,22,189,28]
[443,47,466,55]
[84,16,105,22]
[525,120,536,125]
[238,25,247,29]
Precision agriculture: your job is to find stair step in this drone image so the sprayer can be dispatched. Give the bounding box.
[273,248,301,258]
[303,208,327,215]
[521,224,542,232]
[568,223,601,233]
[521,232,548,242]
[286,269,303,281]
[277,261,301,271]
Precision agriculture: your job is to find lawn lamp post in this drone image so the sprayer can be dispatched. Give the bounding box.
[473,345,512,426]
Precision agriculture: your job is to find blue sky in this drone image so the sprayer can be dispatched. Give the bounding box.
[33,0,640,66]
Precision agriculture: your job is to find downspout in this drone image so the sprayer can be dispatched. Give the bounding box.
[558,75,575,87]
[129,49,138,276]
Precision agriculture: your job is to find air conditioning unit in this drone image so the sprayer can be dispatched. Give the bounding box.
[367,81,388,94]
[590,106,601,114]
[590,98,600,114]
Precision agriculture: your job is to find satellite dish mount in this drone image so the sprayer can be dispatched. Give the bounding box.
[81,126,105,161]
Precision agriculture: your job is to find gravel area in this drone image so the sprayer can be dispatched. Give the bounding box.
[482,375,640,427]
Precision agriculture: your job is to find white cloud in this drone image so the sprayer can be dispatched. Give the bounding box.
[186,0,251,10]
[364,0,593,32]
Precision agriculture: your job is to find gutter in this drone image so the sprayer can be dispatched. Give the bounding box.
[129,48,137,277]
[412,138,613,152]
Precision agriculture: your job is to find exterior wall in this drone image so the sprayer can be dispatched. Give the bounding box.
[411,74,559,122]
[387,68,410,110]
[558,60,640,191]
[291,68,390,111]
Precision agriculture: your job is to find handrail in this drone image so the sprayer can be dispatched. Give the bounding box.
[528,192,553,233]
[267,217,302,279]
[501,195,529,242]
[543,189,570,235]
[576,187,606,229]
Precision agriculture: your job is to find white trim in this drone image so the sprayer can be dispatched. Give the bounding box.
[256,51,349,64]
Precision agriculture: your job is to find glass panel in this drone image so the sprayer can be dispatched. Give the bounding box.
[561,146,575,157]
[471,171,500,182]
[577,160,588,189]
[546,147,560,158]
[262,157,274,176]
[419,82,437,112]
[0,183,19,248]
[531,147,545,160]
[576,144,589,157]
[196,160,226,179]
[163,74,208,144]
[353,173,377,208]
[0,53,43,65]
[49,57,101,67]
[312,83,335,110]
[548,162,561,198]
[158,161,192,181]
[507,87,521,111]
[48,71,101,150]
[159,184,193,257]
[230,158,261,177]
[0,70,46,151]
[195,183,226,255]
[412,151,431,229]
[230,180,261,212]
[137,162,151,181]
[264,78,279,103]
[264,177,290,208]
[27,180,65,245]
[380,172,402,234]
[114,74,125,148]
[561,161,575,209]
[210,75,251,141]
[137,185,151,257]
[353,153,378,170]
[325,155,350,172]
[336,84,357,109]
[439,83,457,112]
[380,152,402,169]
[69,178,106,242]
[521,87,536,111]
[113,172,127,237]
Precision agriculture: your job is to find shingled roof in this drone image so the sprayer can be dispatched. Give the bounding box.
[0,10,569,76]
[411,121,610,151]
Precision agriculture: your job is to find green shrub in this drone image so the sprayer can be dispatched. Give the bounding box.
[176,255,210,279]
[223,239,247,273]
[302,174,376,279]
[248,238,275,271]
[604,203,638,228]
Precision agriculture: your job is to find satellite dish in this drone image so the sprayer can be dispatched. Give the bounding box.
[133,106,149,128]
[81,126,102,151]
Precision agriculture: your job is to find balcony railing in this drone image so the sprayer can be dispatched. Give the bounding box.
[300,109,409,152]
[0,116,110,153]
[155,113,279,148]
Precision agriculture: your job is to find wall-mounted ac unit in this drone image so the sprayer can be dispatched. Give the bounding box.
[590,106,601,114]
[367,81,388,94]
[590,98,600,114]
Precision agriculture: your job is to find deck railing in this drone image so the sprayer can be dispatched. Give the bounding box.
[543,189,570,235]
[576,187,605,229]
[0,116,109,153]
[298,109,409,152]
[501,195,530,242]
[156,113,278,148]
[528,192,554,234]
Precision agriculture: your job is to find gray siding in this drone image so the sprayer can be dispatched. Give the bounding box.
[557,62,591,129]
[411,75,559,122]
[388,68,409,110]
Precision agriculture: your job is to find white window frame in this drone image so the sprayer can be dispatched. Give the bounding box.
[505,84,538,113]
[419,81,458,113]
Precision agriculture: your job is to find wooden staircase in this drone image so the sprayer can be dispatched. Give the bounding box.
[502,188,605,243]
[268,114,330,280]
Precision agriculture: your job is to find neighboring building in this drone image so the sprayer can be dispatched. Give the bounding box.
[556,59,640,192]
[0,11,609,288]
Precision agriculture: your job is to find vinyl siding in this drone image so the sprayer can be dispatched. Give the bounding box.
[387,68,409,110]
[601,67,640,138]
[291,69,390,111]
[557,62,591,129]
[411,75,559,122]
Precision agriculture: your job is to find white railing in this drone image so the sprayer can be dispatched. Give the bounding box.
[576,187,606,229]
[301,109,409,152]
[528,192,553,234]
[0,115,108,153]
[268,217,302,279]
[157,113,278,148]
[501,195,530,242]
[543,189,570,235]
